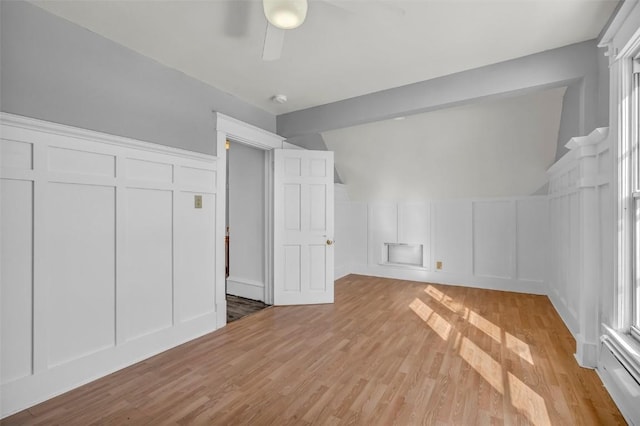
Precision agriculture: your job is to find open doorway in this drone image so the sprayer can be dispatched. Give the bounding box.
[225,140,270,322]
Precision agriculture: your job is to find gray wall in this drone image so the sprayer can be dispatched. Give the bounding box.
[277,40,601,141]
[555,44,609,160]
[555,82,582,160]
[597,46,610,129]
[0,1,275,156]
[277,40,605,164]
[286,133,343,183]
[227,142,265,300]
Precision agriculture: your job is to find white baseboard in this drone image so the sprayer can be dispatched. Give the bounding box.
[574,333,598,368]
[226,276,265,302]
[334,263,352,280]
[1,312,218,419]
[547,286,579,338]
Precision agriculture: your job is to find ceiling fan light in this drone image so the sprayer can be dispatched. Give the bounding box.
[263,0,308,30]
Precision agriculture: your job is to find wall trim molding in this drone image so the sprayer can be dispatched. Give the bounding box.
[214,112,284,150]
[1,114,219,418]
[1,313,217,418]
[226,277,266,302]
[0,112,215,162]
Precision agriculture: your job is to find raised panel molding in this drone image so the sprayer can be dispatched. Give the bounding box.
[547,126,610,368]
[357,197,547,293]
[0,113,219,418]
[0,179,34,384]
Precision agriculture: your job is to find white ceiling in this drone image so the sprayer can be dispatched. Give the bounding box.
[323,87,565,200]
[32,0,617,115]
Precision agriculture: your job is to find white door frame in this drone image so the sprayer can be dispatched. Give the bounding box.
[213,112,287,317]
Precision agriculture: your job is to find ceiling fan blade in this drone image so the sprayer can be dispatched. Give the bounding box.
[262,23,285,61]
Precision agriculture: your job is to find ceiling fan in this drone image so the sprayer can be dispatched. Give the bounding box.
[262,0,308,61]
[261,0,404,61]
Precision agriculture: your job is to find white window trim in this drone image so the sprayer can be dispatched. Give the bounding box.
[599,0,640,385]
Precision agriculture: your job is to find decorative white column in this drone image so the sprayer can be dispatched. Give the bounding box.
[566,127,609,367]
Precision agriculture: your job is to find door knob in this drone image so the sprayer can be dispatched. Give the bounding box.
[326,239,334,246]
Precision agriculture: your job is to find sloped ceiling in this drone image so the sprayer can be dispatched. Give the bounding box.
[323,87,566,201]
[24,1,616,201]
[31,0,617,114]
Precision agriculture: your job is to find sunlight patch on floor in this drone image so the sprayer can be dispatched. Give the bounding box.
[425,285,468,316]
[412,285,551,422]
[468,310,502,343]
[459,336,504,394]
[423,285,535,366]
[409,298,452,341]
[505,332,534,365]
[508,372,552,426]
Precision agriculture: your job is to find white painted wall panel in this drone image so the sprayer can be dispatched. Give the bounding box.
[568,192,580,319]
[334,185,353,279]
[516,198,547,282]
[434,201,472,274]
[47,183,116,367]
[1,139,32,170]
[48,146,115,177]
[1,179,33,383]
[126,158,172,183]
[398,203,430,268]
[175,192,216,322]
[123,188,173,341]
[179,166,216,191]
[473,201,513,279]
[351,197,546,293]
[0,114,220,418]
[368,204,397,265]
[350,203,368,267]
[599,183,614,326]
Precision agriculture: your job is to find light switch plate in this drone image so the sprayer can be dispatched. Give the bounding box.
[194,195,202,208]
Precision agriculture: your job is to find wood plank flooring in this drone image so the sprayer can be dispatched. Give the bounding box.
[2,275,625,425]
[226,295,269,323]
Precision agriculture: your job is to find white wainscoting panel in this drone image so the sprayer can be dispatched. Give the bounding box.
[368,203,398,265]
[434,200,473,274]
[0,113,220,418]
[175,191,216,322]
[46,183,116,367]
[125,158,172,183]
[346,196,547,294]
[1,179,33,384]
[1,139,33,170]
[547,127,611,367]
[473,200,513,279]
[49,146,116,177]
[334,185,353,280]
[123,188,173,342]
[398,203,430,268]
[516,198,547,283]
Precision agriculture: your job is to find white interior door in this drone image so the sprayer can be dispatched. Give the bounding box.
[274,149,334,305]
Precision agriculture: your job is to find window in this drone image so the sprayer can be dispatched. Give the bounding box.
[632,58,640,340]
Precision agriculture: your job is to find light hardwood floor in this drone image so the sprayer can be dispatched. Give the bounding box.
[2,275,624,425]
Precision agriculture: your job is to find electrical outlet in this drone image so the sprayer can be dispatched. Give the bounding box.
[436,261,442,270]
[194,195,202,209]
